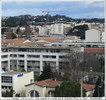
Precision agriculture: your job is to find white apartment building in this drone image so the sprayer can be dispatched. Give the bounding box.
[1,71,34,97]
[1,38,104,76]
[1,39,84,75]
[85,29,104,42]
[50,23,64,35]
[38,25,50,36]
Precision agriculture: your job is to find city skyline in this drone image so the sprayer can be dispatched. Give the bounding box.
[2,0,104,18]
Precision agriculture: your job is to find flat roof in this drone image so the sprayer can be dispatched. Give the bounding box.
[1,72,29,76]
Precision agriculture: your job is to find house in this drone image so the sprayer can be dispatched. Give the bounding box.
[83,83,95,97]
[25,79,62,97]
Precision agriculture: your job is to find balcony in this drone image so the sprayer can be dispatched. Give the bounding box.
[27,67,40,72]
[18,62,24,65]
[27,63,39,66]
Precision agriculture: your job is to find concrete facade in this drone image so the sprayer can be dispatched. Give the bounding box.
[85,29,103,42]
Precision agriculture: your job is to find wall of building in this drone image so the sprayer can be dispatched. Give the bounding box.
[25,84,55,97]
[25,84,46,97]
[13,72,34,97]
[1,48,68,74]
[50,23,64,35]
[85,29,101,42]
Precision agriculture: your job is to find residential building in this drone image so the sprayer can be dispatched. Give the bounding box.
[1,71,34,97]
[1,38,84,75]
[1,37,104,75]
[85,29,104,42]
[50,23,64,35]
[83,83,95,97]
[38,25,50,36]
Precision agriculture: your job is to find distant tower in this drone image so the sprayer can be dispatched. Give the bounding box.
[87,15,90,20]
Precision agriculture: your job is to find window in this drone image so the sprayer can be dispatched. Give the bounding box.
[2,55,8,58]
[30,90,39,97]
[2,76,12,83]
[27,55,40,58]
[2,86,13,89]
[10,54,17,57]
[18,55,24,57]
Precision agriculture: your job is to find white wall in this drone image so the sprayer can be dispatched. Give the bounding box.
[25,84,55,97]
[101,32,105,42]
[13,72,34,97]
[85,29,101,42]
[50,23,64,35]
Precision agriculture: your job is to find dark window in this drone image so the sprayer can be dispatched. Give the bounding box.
[2,76,12,83]
[30,90,39,97]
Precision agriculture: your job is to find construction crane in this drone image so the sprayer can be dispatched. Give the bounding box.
[31,16,34,25]
[42,9,63,24]
[42,10,50,24]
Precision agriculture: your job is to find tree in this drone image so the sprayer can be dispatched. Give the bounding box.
[54,81,86,97]
[99,56,105,73]
[38,62,53,81]
[67,24,89,39]
[59,49,102,82]
[2,89,20,97]
[22,25,32,39]
[6,33,17,39]
[93,76,104,97]
[2,89,14,97]
[15,93,20,97]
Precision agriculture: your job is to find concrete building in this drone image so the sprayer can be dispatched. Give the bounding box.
[101,32,105,42]
[85,29,103,42]
[1,38,84,75]
[25,79,62,97]
[38,25,50,36]
[1,71,34,97]
[1,37,104,75]
[50,23,64,35]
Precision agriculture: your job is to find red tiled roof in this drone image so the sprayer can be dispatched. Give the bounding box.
[25,79,62,88]
[84,48,104,54]
[83,83,95,91]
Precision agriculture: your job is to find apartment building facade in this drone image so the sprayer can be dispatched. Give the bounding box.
[2,44,84,74]
[1,38,104,75]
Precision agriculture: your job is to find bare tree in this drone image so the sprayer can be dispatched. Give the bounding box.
[58,49,102,82]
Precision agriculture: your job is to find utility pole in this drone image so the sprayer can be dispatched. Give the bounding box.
[0,0,1,98]
[80,71,83,97]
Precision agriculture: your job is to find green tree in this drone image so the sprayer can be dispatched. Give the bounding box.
[67,24,89,39]
[93,76,104,97]
[15,93,20,97]
[6,33,17,39]
[55,81,86,97]
[39,62,53,81]
[99,57,105,73]
[2,89,14,97]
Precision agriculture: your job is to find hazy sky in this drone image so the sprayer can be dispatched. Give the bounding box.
[2,0,105,18]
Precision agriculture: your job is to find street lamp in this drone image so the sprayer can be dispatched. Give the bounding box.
[80,71,83,97]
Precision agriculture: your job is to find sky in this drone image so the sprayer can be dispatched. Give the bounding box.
[2,0,105,18]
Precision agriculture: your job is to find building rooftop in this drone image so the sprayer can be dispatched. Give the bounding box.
[84,48,104,54]
[25,79,62,88]
[82,83,95,92]
[1,71,29,76]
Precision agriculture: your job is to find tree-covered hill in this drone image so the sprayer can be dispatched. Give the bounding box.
[2,15,104,27]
